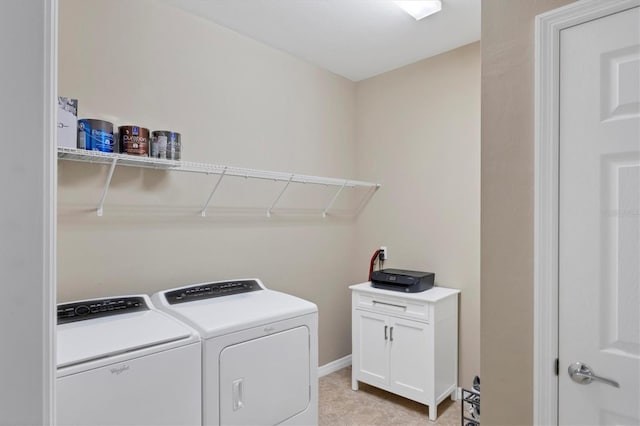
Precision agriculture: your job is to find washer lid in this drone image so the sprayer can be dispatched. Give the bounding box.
[154,285,317,339]
[57,309,193,369]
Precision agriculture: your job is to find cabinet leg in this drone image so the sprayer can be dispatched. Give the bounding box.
[351,378,359,391]
[450,388,458,401]
[428,404,436,422]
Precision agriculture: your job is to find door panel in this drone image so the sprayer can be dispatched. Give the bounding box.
[601,155,640,357]
[355,310,389,386]
[57,344,201,426]
[389,317,431,401]
[219,326,310,426]
[559,6,640,425]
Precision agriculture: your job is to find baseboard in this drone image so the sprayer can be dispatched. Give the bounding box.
[318,354,352,377]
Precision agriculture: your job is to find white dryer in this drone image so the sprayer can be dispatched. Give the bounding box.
[56,295,202,426]
[152,279,318,426]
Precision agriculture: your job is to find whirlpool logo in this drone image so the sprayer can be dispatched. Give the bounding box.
[110,364,130,375]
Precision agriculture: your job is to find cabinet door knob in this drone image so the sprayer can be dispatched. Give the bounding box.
[384,325,388,340]
[390,326,394,341]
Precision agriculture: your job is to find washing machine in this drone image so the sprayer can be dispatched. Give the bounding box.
[152,279,318,426]
[56,295,202,426]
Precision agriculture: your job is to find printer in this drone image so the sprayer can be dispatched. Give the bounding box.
[370,269,434,293]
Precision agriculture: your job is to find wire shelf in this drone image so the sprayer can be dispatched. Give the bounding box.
[57,147,381,217]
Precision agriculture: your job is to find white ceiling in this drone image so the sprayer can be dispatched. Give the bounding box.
[166,0,481,81]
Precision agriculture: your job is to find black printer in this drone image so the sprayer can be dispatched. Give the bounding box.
[370,269,434,293]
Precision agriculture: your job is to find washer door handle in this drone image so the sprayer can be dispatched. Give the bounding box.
[232,378,244,410]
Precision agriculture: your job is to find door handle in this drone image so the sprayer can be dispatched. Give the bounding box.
[568,362,619,388]
[384,325,388,340]
[389,326,394,342]
[372,300,407,311]
[232,378,244,410]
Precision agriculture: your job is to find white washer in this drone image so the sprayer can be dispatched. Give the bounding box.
[56,295,202,426]
[152,279,318,426]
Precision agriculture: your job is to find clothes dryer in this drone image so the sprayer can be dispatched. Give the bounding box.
[56,295,201,426]
[152,279,318,426]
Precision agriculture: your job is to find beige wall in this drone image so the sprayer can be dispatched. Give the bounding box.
[58,0,359,365]
[58,0,481,375]
[481,1,574,424]
[354,42,481,387]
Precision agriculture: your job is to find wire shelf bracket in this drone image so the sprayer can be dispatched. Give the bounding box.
[267,174,294,218]
[96,157,118,217]
[323,180,347,218]
[200,167,228,217]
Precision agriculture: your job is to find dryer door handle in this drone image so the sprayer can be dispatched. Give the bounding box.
[232,378,244,411]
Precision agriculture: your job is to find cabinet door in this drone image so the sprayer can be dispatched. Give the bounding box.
[354,310,389,387]
[388,317,432,403]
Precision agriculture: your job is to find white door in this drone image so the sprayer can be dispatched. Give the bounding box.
[388,317,430,402]
[559,5,640,425]
[354,310,389,387]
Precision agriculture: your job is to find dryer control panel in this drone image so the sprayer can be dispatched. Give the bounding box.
[57,297,148,325]
[165,280,262,304]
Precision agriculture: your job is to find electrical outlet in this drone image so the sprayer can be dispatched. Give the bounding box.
[379,246,388,261]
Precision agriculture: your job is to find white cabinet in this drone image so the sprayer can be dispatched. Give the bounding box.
[350,282,459,421]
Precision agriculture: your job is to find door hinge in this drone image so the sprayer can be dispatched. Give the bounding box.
[555,358,559,376]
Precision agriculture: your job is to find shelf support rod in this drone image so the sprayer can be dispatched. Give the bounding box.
[201,167,227,217]
[267,174,294,217]
[322,180,347,218]
[353,184,380,217]
[96,157,118,217]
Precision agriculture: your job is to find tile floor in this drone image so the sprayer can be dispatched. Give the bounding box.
[319,367,461,425]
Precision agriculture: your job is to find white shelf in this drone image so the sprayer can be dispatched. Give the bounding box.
[57,147,381,217]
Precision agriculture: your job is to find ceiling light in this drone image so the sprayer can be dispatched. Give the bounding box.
[393,1,442,20]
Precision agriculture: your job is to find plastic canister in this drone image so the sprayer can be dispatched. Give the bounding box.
[151,130,181,160]
[119,126,150,156]
[77,119,115,152]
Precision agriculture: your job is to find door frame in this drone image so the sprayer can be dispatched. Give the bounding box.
[0,0,57,423]
[534,0,640,424]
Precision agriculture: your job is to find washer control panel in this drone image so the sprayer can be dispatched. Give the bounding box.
[165,280,262,304]
[57,297,148,325]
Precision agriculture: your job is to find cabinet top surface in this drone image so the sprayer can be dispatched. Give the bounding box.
[349,282,459,302]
